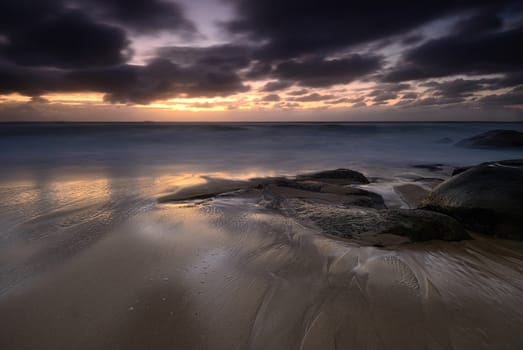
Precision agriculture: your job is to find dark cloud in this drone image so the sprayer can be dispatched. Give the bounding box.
[261,81,294,92]
[352,101,367,108]
[368,83,410,103]
[85,0,196,34]
[0,58,249,104]
[82,59,250,104]
[453,10,503,35]
[0,0,196,35]
[289,93,335,102]
[244,61,273,79]
[478,89,523,106]
[324,97,365,105]
[286,89,309,96]
[402,92,419,100]
[225,0,504,59]
[370,91,398,103]
[0,10,131,69]
[0,62,66,96]
[273,55,382,87]
[383,24,523,82]
[422,78,501,98]
[279,102,301,109]
[411,97,467,106]
[0,1,196,70]
[157,45,251,70]
[261,94,280,102]
[1,0,523,113]
[394,79,523,108]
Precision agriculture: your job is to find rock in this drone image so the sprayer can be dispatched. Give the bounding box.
[263,180,386,210]
[451,159,523,176]
[340,187,387,209]
[451,166,472,176]
[273,178,323,192]
[494,159,523,167]
[157,179,247,202]
[297,168,370,184]
[421,162,523,239]
[412,163,444,172]
[456,129,523,149]
[412,177,444,189]
[290,200,468,245]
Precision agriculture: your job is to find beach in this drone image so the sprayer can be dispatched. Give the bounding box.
[1,123,523,349]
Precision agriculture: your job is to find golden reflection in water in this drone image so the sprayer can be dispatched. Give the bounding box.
[46,178,111,207]
[0,173,113,225]
[149,169,281,198]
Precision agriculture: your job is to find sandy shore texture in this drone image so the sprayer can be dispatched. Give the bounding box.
[1,171,522,350]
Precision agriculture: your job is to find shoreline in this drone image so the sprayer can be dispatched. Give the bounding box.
[1,162,522,349]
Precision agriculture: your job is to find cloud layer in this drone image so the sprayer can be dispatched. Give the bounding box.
[0,0,521,112]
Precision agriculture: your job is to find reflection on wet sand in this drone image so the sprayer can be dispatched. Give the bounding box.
[1,192,522,350]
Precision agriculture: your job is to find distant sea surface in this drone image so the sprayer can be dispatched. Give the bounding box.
[2,122,523,179]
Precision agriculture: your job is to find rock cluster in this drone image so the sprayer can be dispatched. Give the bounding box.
[421,161,523,240]
[163,162,523,245]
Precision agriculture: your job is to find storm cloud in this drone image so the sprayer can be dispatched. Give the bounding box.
[0,0,522,110]
[383,25,523,82]
[225,0,511,59]
[0,58,249,104]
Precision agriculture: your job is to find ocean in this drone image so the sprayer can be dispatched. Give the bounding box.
[2,122,523,178]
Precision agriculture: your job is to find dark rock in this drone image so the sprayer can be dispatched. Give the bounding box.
[456,129,523,149]
[451,166,472,176]
[341,187,386,209]
[290,200,468,245]
[413,177,444,183]
[158,179,247,202]
[493,159,523,167]
[379,209,469,242]
[421,162,523,239]
[297,168,369,184]
[262,179,386,210]
[412,163,444,171]
[451,159,523,176]
[273,178,323,192]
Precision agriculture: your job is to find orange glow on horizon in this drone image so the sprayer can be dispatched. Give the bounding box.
[0,80,380,113]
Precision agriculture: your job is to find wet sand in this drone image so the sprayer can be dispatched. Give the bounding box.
[1,190,523,350]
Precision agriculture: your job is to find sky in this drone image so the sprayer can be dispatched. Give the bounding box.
[0,0,522,121]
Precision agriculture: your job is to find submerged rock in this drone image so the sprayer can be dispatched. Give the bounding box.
[456,129,523,149]
[421,162,523,240]
[273,178,323,192]
[289,200,468,245]
[297,168,370,184]
[340,187,386,209]
[263,179,386,210]
[412,163,444,172]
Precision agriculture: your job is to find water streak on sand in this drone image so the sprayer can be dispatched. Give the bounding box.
[1,190,522,349]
